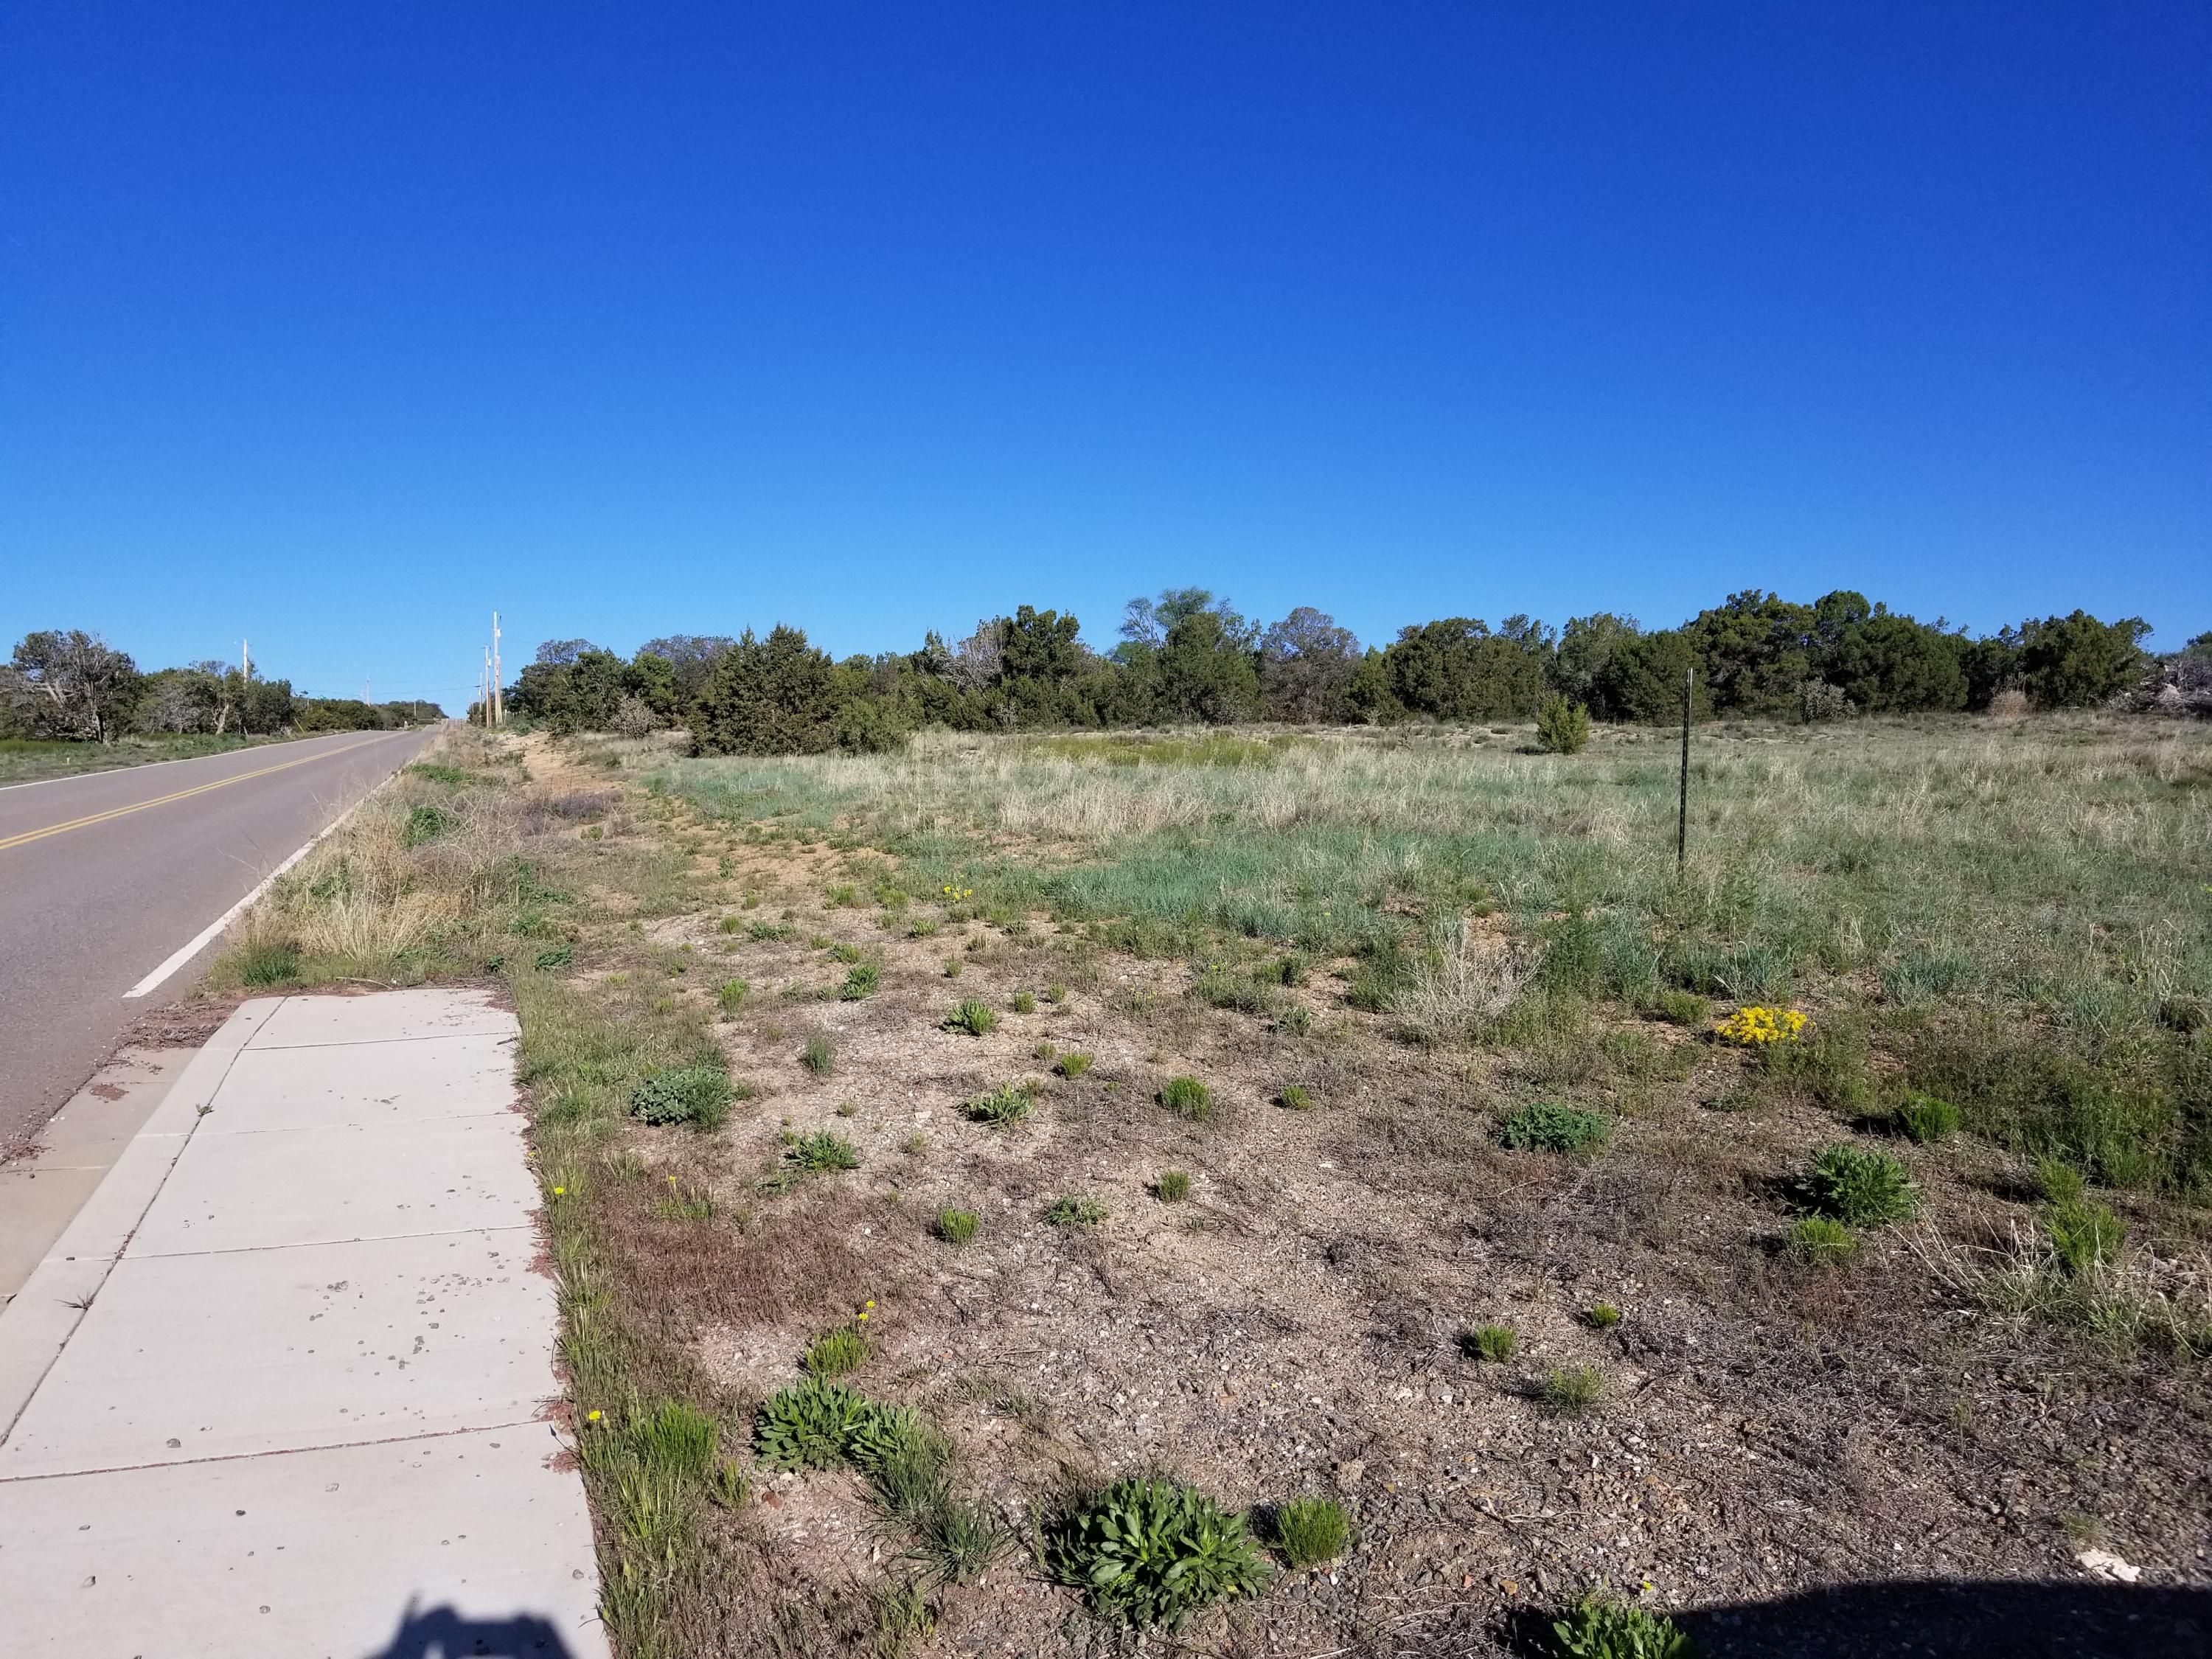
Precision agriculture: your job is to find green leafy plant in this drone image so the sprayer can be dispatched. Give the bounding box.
[1585,1302,1622,1330]
[1159,1076,1212,1120]
[786,1128,860,1173]
[1046,1476,1272,1628]
[1535,695,1593,756]
[1551,1592,1697,1658]
[1462,1324,1517,1362]
[403,803,458,847]
[947,998,998,1036]
[716,977,749,1014]
[803,1324,871,1379]
[800,1034,837,1076]
[839,961,880,1001]
[630,1064,734,1130]
[1801,1141,1919,1226]
[1155,1169,1192,1202]
[1279,1084,1314,1111]
[964,1079,1043,1129]
[1267,1496,1352,1568]
[1895,1091,1961,1143]
[1785,1216,1860,1266]
[933,1206,980,1245]
[1497,1102,1612,1153]
[1044,1194,1107,1228]
[1539,1364,1604,1416]
[534,944,575,971]
[754,1379,873,1471]
[1056,1051,1094,1079]
[1651,989,1710,1028]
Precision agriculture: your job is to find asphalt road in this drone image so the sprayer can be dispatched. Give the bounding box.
[0,726,433,1150]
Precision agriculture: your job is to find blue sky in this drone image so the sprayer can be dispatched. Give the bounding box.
[3,3,2205,711]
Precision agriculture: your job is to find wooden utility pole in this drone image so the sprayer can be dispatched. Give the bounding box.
[1677,664,1693,869]
[491,612,504,727]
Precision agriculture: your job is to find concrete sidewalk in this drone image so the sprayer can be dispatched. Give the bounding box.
[0,989,607,1658]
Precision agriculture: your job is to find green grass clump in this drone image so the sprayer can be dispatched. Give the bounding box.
[1496,1101,1611,1154]
[839,961,880,1001]
[802,1325,871,1379]
[947,998,998,1036]
[630,1063,734,1130]
[1895,1091,1961,1143]
[1551,1592,1697,1658]
[1047,1476,1271,1628]
[2048,1195,2126,1277]
[1267,1496,1352,1568]
[800,1034,837,1076]
[754,1379,873,1471]
[1786,1216,1860,1266]
[1044,1194,1107,1228]
[1155,1169,1192,1202]
[1159,1075,1212,1119]
[1651,988,1711,1028]
[1801,1141,1919,1226]
[1585,1302,1622,1330]
[238,939,303,987]
[1462,1324,1517,1362]
[403,803,458,847]
[715,977,749,1013]
[1279,1084,1313,1110]
[964,1079,1043,1129]
[933,1206,980,1245]
[1009,990,1037,1013]
[785,1128,860,1173]
[2036,1157,2086,1205]
[1538,1364,1604,1415]
[1056,1051,1094,1079]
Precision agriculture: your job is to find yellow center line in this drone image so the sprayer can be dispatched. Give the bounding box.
[0,734,401,854]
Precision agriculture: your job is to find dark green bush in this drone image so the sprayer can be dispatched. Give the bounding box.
[1535,695,1592,755]
[1047,1476,1271,1628]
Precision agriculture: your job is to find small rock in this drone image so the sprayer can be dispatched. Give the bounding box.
[2078,1549,2142,1584]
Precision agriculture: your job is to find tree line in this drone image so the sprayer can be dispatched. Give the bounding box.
[1,630,442,744]
[498,589,2204,757]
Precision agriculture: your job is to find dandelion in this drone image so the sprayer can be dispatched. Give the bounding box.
[585,1409,602,1423]
[1714,1005,1807,1046]
[552,1185,567,1196]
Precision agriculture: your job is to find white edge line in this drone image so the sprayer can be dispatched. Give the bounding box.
[120,744,420,1001]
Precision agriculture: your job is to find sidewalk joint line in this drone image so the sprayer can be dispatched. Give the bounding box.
[0,1414,556,1484]
[128,1222,535,1261]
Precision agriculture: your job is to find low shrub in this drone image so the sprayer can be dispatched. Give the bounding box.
[1497,1101,1611,1154]
[947,998,998,1036]
[630,1064,734,1130]
[1155,1169,1192,1202]
[964,1079,1043,1129]
[1801,1141,1919,1226]
[1895,1091,1961,1144]
[1785,1216,1860,1267]
[1585,1302,1622,1330]
[786,1129,860,1173]
[1046,1475,1271,1628]
[1267,1495,1352,1568]
[1462,1324,1517,1362]
[1160,1076,1213,1120]
[1651,989,1711,1028]
[1539,1364,1603,1415]
[1535,695,1592,756]
[933,1206,980,1245]
[1551,1592,1697,1658]
[1044,1194,1107,1228]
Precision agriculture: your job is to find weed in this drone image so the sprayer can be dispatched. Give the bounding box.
[630,1064,734,1130]
[715,977,749,1014]
[1551,1592,1696,1658]
[1462,1324,1517,1362]
[628,1399,720,1481]
[786,1129,861,1173]
[1786,1216,1860,1266]
[1895,1091,1962,1143]
[718,914,745,933]
[1044,1194,1107,1228]
[835,1099,857,1118]
[1159,1075,1213,1120]
[946,999,998,1036]
[800,1034,837,1076]
[1009,990,1037,1014]
[1279,1083,1314,1111]
[403,803,457,847]
[803,1325,872,1379]
[1539,1364,1604,1415]
[840,961,881,1001]
[754,1379,873,1471]
[933,1207,980,1245]
[1801,1141,1920,1226]
[1046,1475,1271,1628]
[1585,1302,1623,1330]
[1055,1051,1094,1079]
[2036,1158,2087,1206]
[2048,1197,2126,1277]
[239,939,303,987]
[1651,989,1711,1027]
[1497,1101,1612,1154]
[1276,1005,1315,1036]
[964,1079,1043,1129]
[908,1495,1009,1587]
[1155,1169,1192,1202]
[943,956,963,977]
[1044,982,1067,1004]
[1267,1495,1352,1568]
[707,1460,750,1510]
[535,944,575,972]
[902,1132,930,1157]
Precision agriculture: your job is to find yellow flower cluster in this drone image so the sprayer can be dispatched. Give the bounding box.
[1714,1006,1807,1045]
[940,885,973,901]
[856,1298,877,1324]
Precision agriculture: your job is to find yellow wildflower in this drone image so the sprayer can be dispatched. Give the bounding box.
[1714,1006,1807,1046]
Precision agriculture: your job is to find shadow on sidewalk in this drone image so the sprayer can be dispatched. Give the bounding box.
[367,1596,585,1658]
